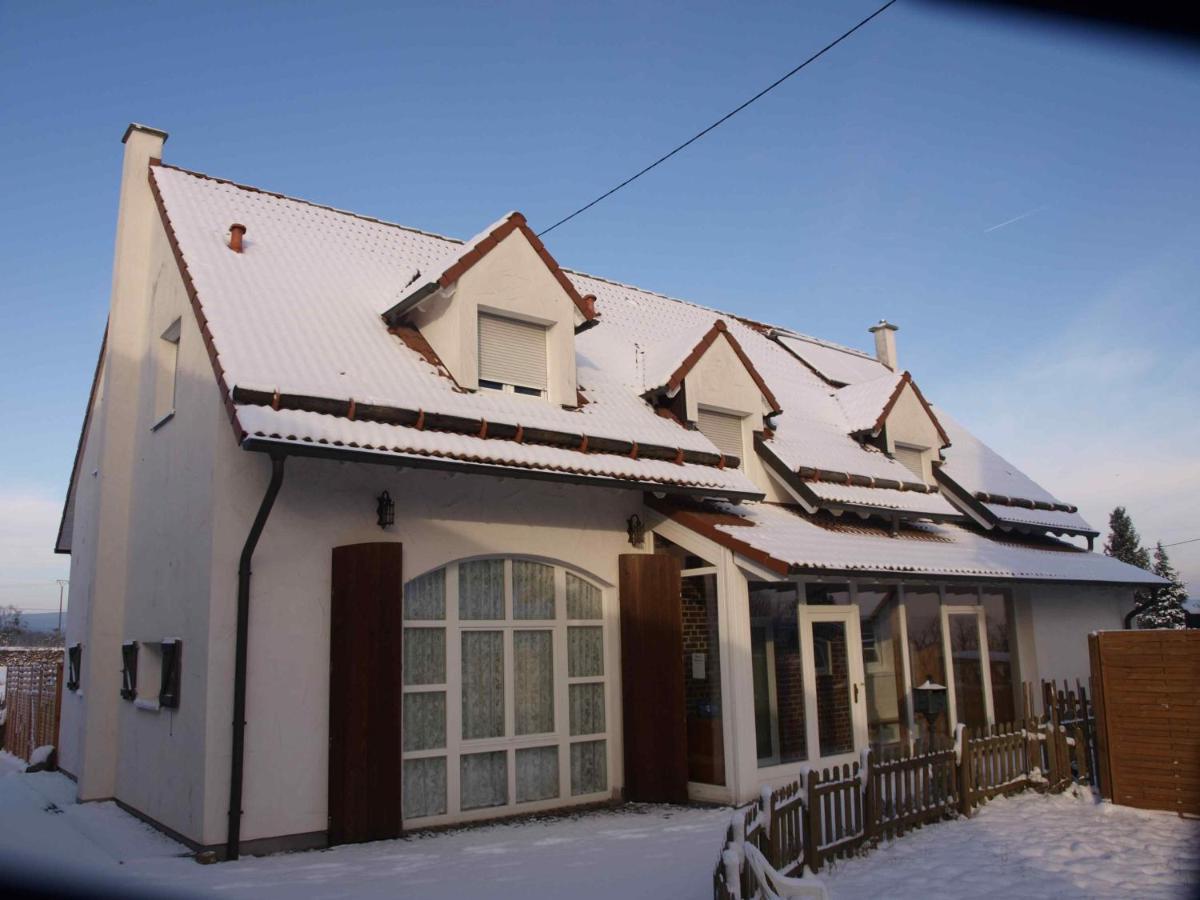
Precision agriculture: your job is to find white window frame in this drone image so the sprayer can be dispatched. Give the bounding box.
[401,558,611,827]
[892,442,931,484]
[940,603,995,731]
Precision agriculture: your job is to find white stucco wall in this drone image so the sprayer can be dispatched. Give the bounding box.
[202,447,643,845]
[1018,583,1133,685]
[410,229,579,406]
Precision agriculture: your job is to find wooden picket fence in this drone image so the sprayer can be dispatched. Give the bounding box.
[714,679,1097,898]
[1,661,63,764]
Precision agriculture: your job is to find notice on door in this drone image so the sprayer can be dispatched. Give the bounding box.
[692,652,706,680]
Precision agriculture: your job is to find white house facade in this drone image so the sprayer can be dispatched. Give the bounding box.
[55,125,1160,859]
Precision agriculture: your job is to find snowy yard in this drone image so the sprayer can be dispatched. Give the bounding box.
[1,756,1197,899]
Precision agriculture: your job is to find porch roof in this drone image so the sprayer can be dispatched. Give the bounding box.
[651,499,1163,585]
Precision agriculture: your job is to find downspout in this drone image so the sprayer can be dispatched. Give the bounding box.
[226,452,287,860]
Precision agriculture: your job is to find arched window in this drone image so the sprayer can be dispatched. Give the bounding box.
[401,558,609,824]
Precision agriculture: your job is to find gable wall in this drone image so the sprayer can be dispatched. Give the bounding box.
[411,231,579,405]
[107,211,226,841]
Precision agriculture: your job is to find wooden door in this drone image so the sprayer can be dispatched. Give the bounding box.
[619,553,687,803]
[329,542,404,845]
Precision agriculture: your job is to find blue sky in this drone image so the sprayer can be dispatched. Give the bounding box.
[1,0,1197,611]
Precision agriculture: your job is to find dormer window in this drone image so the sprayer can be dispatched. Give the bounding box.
[893,443,930,483]
[477,312,548,398]
[697,407,745,461]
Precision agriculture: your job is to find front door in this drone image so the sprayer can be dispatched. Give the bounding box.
[799,605,868,764]
[940,605,994,730]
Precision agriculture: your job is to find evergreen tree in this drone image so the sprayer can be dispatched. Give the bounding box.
[1137,542,1188,629]
[1103,507,1151,569]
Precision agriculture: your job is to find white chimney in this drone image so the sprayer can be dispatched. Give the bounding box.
[869,320,899,371]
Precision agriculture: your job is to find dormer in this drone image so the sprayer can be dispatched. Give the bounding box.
[645,319,781,465]
[381,212,596,408]
[836,371,950,484]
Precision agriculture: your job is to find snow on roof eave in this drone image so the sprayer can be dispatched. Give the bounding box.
[241,435,766,503]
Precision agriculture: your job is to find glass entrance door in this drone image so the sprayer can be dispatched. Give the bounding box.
[798,606,867,762]
[940,605,993,730]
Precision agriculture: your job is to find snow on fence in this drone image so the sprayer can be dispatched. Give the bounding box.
[1,660,62,764]
[713,679,1097,898]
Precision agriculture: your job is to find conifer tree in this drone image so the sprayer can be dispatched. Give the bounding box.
[1138,542,1188,629]
[1103,507,1151,570]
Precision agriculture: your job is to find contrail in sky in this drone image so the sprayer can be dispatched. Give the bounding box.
[984,204,1048,233]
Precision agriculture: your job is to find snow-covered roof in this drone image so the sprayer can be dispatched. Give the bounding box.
[834,372,904,435]
[935,407,1094,534]
[146,161,1088,524]
[653,500,1162,585]
[774,332,891,385]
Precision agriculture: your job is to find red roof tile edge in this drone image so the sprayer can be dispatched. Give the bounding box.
[661,319,783,415]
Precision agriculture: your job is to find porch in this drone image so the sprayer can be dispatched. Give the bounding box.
[645,517,1046,808]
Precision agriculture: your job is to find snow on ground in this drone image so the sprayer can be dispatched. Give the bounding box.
[0,768,1197,899]
[822,787,1200,900]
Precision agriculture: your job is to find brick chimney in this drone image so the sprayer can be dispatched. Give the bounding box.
[869,320,898,371]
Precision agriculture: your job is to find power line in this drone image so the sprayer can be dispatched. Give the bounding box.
[538,0,899,237]
[1162,537,1200,548]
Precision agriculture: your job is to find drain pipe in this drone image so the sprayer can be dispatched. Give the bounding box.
[226,451,287,861]
[1123,592,1153,630]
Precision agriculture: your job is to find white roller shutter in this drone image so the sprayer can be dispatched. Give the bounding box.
[478,313,548,391]
[893,445,928,482]
[697,408,744,460]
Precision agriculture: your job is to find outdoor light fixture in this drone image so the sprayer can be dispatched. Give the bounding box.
[626,513,645,547]
[913,679,948,735]
[376,490,395,529]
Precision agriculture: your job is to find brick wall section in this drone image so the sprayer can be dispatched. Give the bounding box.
[682,574,720,716]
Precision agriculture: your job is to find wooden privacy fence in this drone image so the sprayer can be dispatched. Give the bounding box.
[714,679,1097,898]
[1,661,63,764]
[1089,629,1200,815]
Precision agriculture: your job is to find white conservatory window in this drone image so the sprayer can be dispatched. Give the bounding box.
[401,559,609,824]
[477,312,548,397]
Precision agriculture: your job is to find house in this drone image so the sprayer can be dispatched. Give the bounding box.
[55,124,1161,859]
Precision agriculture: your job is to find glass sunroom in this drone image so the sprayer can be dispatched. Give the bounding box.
[650,522,1021,806]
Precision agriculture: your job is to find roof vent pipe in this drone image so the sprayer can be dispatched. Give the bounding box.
[228,223,247,253]
[869,319,899,371]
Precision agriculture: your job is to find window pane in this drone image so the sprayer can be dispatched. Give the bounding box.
[516,746,559,803]
[749,584,806,766]
[569,683,605,736]
[405,568,446,620]
[948,613,987,729]
[462,631,504,739]
[570,740,607,796]
[904,588,947,740]
[513,561,555,620]
[460,559,504,620]
[944,586,979,606]
[805,583,850,605]
[404,628,445,685]
[654,533,713,569]
[568,627,604,677]
[682,573,724,785]
[812,620,854,757]
[514,630,554,735]
[566,573,601,620]
[403,691,446,752]
[403,757,446,819]
[982,590,1017,723]
[858,586,907,752]
[461,750,507,810]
